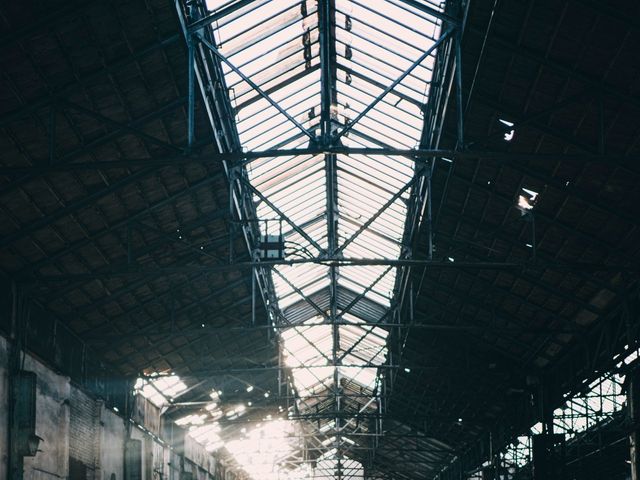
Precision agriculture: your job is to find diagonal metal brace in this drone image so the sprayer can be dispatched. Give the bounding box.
[336,167,428,255]
[334,28,453,142]
[195,32,315,141]
[241,177,327,255]
[271,267,329,320]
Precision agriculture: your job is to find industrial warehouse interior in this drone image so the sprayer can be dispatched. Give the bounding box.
[1,0,639,479]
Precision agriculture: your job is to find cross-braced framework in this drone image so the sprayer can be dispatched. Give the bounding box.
[174,0,465,477]
[499,347,638,478]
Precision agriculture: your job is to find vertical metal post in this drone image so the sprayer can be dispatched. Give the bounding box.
[187,33,195,150]
[454,30,464,150]
[319,0,335,147]
[228,166,235,263]
[541,383,554,435]
[8,282,24,480]
[251,266,256,326]
[409,281,414,324]
[332,270,341,480]
[7,282,16,480]
[426,166,433,260]
[321,50,337,393]
[320,0,342,474]
[629,366,640,480]
[278,341,283,398]
[488,430,495,478]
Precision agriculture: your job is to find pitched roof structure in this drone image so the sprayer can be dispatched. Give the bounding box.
[1,0,639,479]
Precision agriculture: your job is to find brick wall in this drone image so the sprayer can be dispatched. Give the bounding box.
[69,387,98,479]
[0,334,246,480]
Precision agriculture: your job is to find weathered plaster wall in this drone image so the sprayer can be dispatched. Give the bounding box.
[0,335,9,480]
[99,406,126,480]
[0,335,241,480]
[22,349,71,480]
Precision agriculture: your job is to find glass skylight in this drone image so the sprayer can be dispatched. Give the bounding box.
[134,374,187,407]
[178,0,448,477]
[226,420,302,480]
[281,315,388,397]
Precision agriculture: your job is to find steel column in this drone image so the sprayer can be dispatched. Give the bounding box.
[629,366,640,480]
[187,32,195,149]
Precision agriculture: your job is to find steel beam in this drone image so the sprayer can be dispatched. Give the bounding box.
[25,258,640,282]
[396,0,462,26]
[82,320,576,343]
[3,149,639,176]
[185,0,261,33]
[454,29,464,148]
[627,372,640,480]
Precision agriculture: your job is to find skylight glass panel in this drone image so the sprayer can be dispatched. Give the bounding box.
[281,317,388,399]
[209,0,321,152]
[332,151,413,305]
[186,0,448,476]
[134,374,188,407]
[273,264,330,309]
[225,420,302,480]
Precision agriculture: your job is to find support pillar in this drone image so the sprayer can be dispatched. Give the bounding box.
[8,281,23,480]
[532,382,565,480]
[629,366,640,480]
